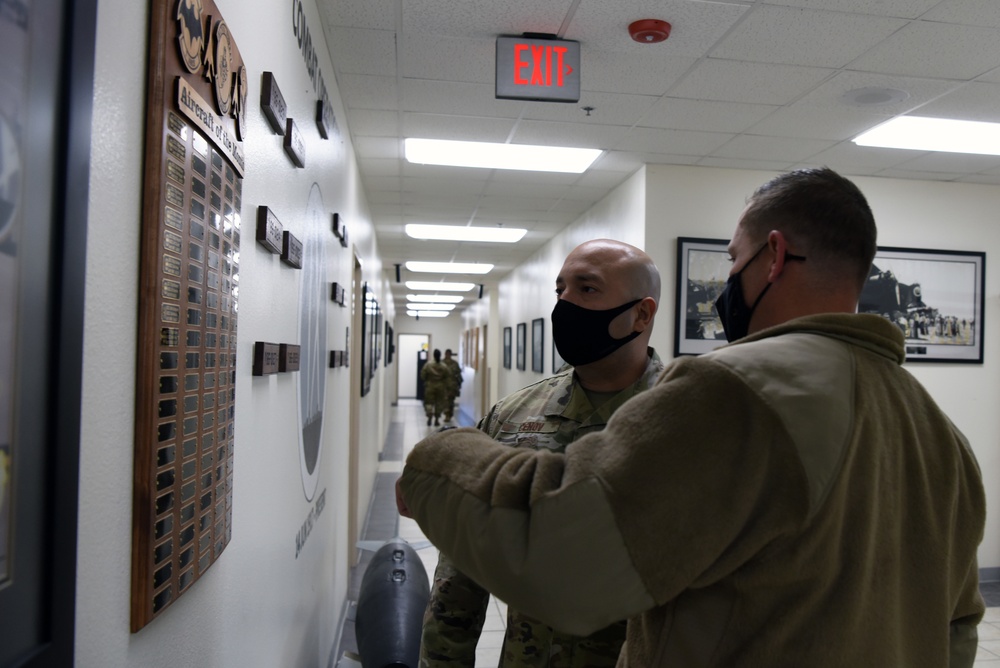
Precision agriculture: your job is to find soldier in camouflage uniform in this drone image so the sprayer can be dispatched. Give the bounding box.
[421,349,452,426]
[442,349,462,423]
[418,239,663,667]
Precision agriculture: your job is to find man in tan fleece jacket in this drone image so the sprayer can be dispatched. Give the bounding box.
[397,167,986,667]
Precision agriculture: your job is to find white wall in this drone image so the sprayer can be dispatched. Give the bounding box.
[642,164,1000,571]
[76,1,392,666]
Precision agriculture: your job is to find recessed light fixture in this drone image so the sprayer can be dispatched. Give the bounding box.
[405,302,455,311]
[407,294,463,303]
[853,116,1000,155]
[405,281,476,292]
[404,138,602,173]
[405,261,493,274]
[407,310,449,318]
[841,87,909,107]
[405,224,527,243]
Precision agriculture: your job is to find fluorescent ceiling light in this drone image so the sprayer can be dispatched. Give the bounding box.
[407,310,449,318]
[405,138,602,173]
[405,223,527,243]
[405,302,455,311]
[853,116,1000,155]
[405,261,493,274]
[407,294,463,303]
[405,281,475,292]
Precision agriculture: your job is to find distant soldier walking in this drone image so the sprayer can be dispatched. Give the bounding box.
[420,349,450,426]
[441,349,462,423]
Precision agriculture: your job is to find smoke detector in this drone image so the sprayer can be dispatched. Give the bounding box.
[629,19,671,44]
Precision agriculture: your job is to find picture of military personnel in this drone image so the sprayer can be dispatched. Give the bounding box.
[441,349,462,424]
[417,239,663,667]
[419,349,451,427]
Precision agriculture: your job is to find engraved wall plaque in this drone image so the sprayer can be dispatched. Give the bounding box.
[284,118,305,168]
[260,72,287,135]
[253,342,280,376]
[133,0,244,631]
[331,212,343,240]
[315,99,334,139]
[331,282,346,306]
[255,206,283,254]
[281,231,303,269]
[279,344,301,372]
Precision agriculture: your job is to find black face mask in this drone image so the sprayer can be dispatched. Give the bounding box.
[551,298,642,366]
[714,244,806,343]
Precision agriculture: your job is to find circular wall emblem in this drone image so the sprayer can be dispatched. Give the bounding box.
[175,0,205,74]
[298,184,328,500]
[213,21,234,115]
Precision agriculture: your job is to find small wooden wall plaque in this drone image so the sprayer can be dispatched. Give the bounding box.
[255,206,283,254]
[284,118,305,168]
[316,99,335,139]
[253,342,281,376]
[281,231,302,269]
[279,344,300,372]
[260,72,287,135]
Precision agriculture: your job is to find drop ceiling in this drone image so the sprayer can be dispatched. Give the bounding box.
[317,0,1000,314]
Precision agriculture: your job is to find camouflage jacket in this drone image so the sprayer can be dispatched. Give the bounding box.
[419,349,665,668]
[443,358,462,392]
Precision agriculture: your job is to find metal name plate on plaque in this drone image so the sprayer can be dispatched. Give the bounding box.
[284,118,305,168]
[281,231,303,269]
[252,342,280,376]
[255,206,283,254]
[279,344,301,372]
[132,0,244,632]
[260,72,287,135]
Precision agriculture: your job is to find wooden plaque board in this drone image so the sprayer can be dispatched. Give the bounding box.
[132,0,247,631]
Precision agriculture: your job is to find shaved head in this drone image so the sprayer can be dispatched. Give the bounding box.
[562,239,660,303]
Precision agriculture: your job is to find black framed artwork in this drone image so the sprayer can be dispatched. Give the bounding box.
[503,326,512,369]
[531,317,544,372]
[516,322,526,371]
[674,237,731,356]
[552,339,566,374]
[859,246,985,363]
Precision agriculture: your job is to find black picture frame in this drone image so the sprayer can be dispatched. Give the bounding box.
[502,326,512,369]
[516,322,526,371]
[674,237,731,356]
[552,338,566,374]
[360,282,380,396]
[860,246,985,363]
[531,317,544,372]
[0,0,96,662]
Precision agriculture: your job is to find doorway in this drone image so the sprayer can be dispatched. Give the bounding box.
[397,334,428,398]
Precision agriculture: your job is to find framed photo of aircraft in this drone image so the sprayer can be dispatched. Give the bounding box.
[860,246,985,363]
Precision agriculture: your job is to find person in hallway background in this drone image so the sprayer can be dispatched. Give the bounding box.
[399,168,986,667]
[442,349,462,424]
[419,349,450,427]
[418,239,665,667]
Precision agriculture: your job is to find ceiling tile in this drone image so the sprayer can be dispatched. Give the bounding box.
[519,90,660,126]
[748,106,892,141]
[641,97,779,133]
[913,82,1000,122]
[338,74,399,111]
[510,119,631,148]
[400,34,495,83]
[401,79,524,117]
[710,5,905,68]
[921,0,1000,28]
[764,0,939,19]
[668,58,834,104]
[616,127,734,155]
[580,51,698,96]
[848,21,1000,80]
[402,113,517,142]
[328,27,397,76]
[710,134,836,162]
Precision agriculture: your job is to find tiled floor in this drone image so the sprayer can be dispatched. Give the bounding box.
[336,398,1000,668]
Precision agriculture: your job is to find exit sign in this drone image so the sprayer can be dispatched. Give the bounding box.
[496,35,580,103]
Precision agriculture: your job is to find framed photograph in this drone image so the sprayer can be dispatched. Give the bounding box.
[531,318,544,372]
[516,322,527,371]
[674,237,731,356]
[860,246,985,363]
[503,326,512,369]
[552,339,566,374]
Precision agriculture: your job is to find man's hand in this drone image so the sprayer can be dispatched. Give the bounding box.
[395,477,412,518]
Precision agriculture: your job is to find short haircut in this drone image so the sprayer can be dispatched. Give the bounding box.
[741,167,877,288]
[433,349,441,362]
